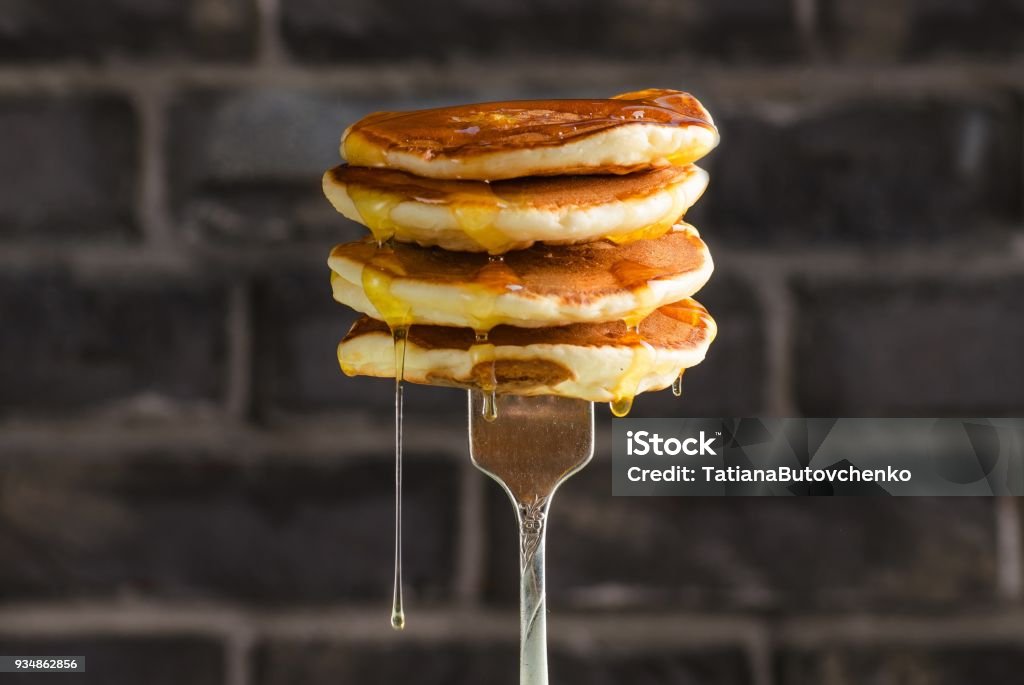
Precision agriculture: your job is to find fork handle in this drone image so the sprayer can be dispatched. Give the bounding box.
[517,497,551,685]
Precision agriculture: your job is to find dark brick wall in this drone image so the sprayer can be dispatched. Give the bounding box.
[0,267,228,413]
[0,95,138,242]
[0,0,258,62]
[1,1,1023,684]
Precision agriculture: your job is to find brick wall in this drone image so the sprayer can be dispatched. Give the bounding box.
[1,1,1024,683]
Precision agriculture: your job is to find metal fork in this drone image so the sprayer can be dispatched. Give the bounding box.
[468,391,595,685]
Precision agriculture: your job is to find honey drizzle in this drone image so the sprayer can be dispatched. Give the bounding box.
[470,256,504,421]
[391,324,407,631]
[360,247,412,630]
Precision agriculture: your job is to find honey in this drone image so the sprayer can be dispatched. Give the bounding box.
[346,176,518,254]
[609,334,656,417]
[604,220,674,246]
[604,187,692,246]
[450,192,512,254]
[347,185,402,245]
[672,370,685,397]
[610,258,666,332]
[357,247,413,631]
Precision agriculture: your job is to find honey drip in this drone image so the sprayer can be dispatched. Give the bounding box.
[482,389,498,422]
[611,259,665,332]
[452,194,511,255]
[672,370,684,397]
[605,187,690,246]
[347,184,402,245]
[473,329,499,422]
[346,172,520,255]
[360,249,412,630]
[391,325,407,631]
[609,333,656,418]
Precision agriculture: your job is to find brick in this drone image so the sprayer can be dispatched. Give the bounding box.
[551,646,753,685]
[793,276,1024,415]
[252,266,467,418]
[779,645,1024,685]
[255,640,752,685]
[0,447,460,603]
[0,0,256,61]
[485,465,997,609]
[0,637,223,685]
[0,95,137,241]
[281,0,799,63]
[167,89,417,245]
[0,267,227,416]
[255,641,518,685]
[625,273,767,417]
[821,0,1024,61]
[692,95,1021,245]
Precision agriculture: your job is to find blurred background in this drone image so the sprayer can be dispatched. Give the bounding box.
[1,0,1024,683]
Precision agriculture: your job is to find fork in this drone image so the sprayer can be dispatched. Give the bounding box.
[468,391,595,685]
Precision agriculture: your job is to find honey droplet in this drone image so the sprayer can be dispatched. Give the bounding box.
[672,371,684,397]
[483,389,498,422]
[471,330,499,421]
[610,396,634,417]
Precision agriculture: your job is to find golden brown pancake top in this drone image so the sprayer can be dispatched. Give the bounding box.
[344,89,715,162]
[326,164,695,211]
[330,227,707,300]
[344,300,713,351]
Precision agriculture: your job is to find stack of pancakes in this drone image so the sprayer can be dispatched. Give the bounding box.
[323,89,719,416]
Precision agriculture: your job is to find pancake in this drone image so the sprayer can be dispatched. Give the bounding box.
[328,223,713,331]
[341,89,719,181]
[322,164,709,254]
[337,299,717,406]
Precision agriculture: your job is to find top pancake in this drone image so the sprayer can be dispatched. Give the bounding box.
[341,88,719,181]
